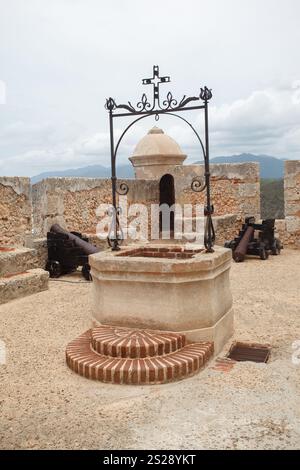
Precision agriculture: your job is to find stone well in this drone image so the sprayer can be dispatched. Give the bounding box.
[89,244,233,354]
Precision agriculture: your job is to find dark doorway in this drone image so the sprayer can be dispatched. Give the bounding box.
[159,174,175,235]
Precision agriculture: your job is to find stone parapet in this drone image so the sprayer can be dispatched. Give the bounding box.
[32,177,112,237]
[31,177,158,239]
[30,163,260,246]
[283,161,300,248]
[173,162,260,221]
[0,177,32,246]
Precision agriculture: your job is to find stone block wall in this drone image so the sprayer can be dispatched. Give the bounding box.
[32,178,112,237]
[260,161,300,249]
[32,177,159,244]
[213,214,238,245]
[282,160,300,248]
[0,177,32,247]
[3,161,299,250]
[172,162,260,243]
[3,160,300,250]
[173,162,260,220]
[30,164,260,247]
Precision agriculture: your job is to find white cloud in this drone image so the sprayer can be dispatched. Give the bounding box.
[0,0,300,175]
[1,82,299,176]
[196,83,300,159]
[0,124,147,175]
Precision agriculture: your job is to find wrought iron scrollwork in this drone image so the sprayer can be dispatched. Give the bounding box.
[203,205,215,252]
[105,65,214,252]
[116,181,129,196]
[178,95,199,108]
[107,206,125,250]
[116,102,136,113]
[105,65,213,115]
[136,93,152,112]
[200,87,213,102]
[105,97,116,111]
[191,176,206,193]
[162,92,177,110]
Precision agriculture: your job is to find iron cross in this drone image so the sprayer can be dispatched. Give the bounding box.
[142,65,170,106]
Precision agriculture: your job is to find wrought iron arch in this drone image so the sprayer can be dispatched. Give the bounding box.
[113,112,206,193]
[105,65,215,252]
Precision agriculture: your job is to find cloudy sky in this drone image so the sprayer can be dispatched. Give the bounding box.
[0,0,300,176]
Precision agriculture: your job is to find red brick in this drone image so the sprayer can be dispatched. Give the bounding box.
[66,327,213,385]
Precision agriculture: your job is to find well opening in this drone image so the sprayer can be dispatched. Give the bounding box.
[116,246,203,259]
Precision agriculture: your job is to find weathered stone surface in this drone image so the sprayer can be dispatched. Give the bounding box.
[3,137,299,250]
[31,161,260,247]
[0,268,49,304]
[0,177,32,247]
[285,216,300,233]
[173,162,260,222]
[282,161,300,248]
[32,177,159,241]
[0,247,37,276]
[32,178,112,237]
[29,238,48,269]
[213,214,238,245]
[274,219,287,245]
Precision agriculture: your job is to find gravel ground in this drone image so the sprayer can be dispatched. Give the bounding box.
[0,249,300,450]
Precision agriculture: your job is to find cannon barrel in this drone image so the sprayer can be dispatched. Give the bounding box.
[50,224,99,255]
[233,225,254,262]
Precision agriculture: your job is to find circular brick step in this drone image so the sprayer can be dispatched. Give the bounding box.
[66,329,214,385]
[91,325,185,358]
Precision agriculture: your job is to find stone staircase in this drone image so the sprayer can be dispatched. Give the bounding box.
[0,246,49,305]
[66,325,213,385]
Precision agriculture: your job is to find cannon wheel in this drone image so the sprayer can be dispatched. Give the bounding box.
[259,247,269,260]
[46,260,62,278]
[82,264,92,281]
[271,239,281,255]
[224,240,236,250]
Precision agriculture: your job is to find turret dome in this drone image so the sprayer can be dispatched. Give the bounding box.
[129,127,186,179]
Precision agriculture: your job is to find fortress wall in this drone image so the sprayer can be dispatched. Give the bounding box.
[173,162,260,220]
[281,160,300,248]
[31,177,158,245]
[172,162,260,243]
[0,177,32,247]
[32,178,112,238]
[27,161,300,249]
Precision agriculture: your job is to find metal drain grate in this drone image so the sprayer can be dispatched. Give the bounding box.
[227,341,271,363]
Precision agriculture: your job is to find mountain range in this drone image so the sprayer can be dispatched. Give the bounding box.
[197,153,285,179]
[31,164,135,184]
[31,153,285,183]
